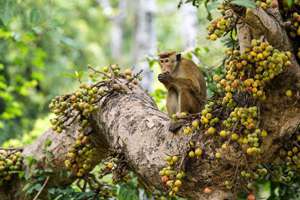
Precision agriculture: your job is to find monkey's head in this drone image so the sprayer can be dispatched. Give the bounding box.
[158,51,181,73]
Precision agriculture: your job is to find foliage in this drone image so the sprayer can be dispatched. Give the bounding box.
[1,0,300,199]
[0,0,112,144]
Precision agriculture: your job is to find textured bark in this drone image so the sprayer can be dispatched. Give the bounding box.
[0,4,300,200]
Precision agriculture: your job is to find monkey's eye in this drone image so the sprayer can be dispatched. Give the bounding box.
[160,59,164,63]
[165,58,169,62]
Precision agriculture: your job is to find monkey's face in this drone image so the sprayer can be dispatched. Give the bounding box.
[159,56,176,73]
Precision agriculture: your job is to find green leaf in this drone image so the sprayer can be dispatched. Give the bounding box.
[0,0,17,26]
[287,0,294,8]
[44,138,52,148]
[117,184,139,200]
[206,0,219,13]
[25,156,37,168]
[231,0,256,8]
[23,183,42,194]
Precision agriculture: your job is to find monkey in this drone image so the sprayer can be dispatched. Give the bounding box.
[158,51,207,131]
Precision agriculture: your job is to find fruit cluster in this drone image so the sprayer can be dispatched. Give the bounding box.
[222,106,267,156]
[255,0,272,9]
[180,101,220,136]
[287,12,300,39]
[188,145,203,159]
[49,66,138,134]
[49,83,101,133]
[215,39,291,101]
[200,101,220,129]
[50,66,140,177]
[207,4,235,41]
[286,145,300,169]
[64,133,96,177]
[207,16,233,41]
[159,155,185,196]
[240,167,268,186]
[0,149,23,186]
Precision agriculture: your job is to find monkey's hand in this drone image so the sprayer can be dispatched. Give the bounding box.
[158,72,172,84]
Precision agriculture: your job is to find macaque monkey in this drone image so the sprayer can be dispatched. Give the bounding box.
[158,51,207,131]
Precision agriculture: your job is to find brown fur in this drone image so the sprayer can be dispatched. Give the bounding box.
[158,52,207,117]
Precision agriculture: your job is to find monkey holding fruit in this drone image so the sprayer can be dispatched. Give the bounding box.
[158,51,207,131]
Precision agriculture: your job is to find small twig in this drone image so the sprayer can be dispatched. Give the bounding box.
[33,176,50,200]
[108,65,116,81]
[125,70,143,86]
[88,66,111,79]
[0,147,23,151]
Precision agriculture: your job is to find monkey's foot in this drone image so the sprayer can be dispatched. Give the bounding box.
[169,121,185,133]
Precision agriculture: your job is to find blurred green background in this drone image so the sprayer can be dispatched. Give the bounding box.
[0,0,224,146]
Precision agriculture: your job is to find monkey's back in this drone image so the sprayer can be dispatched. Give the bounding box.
[178,58,207,101]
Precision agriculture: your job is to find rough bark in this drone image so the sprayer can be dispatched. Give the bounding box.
[1,4,300,200]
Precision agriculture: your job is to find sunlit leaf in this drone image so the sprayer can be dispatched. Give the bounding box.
[231,0,256,8]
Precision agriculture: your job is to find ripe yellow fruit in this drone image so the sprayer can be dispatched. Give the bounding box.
[207,127,216,135]
[64,160,71,168]
[215,152,221,159]
[201,116,209,124]
[106,162,114,169]
[172,156,179,163]
[166,180,174,187]
[231,133,239,141]
[172,186,179,193]
[124,68,132,76]
[206,113,213,119]
[192,120,199,129]
[261,130,268,137]
[189,151,195,158]
[174,179,182,187]
[209,34,218,41]
[183,127,192,135]
[195,148,203,156]
[219,130,227,138]
[286,90,293,97]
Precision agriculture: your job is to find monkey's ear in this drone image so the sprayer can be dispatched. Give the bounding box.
[176,53,181,62]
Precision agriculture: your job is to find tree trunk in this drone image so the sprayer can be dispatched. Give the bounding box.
[179,3,198,49]
[1,3,300,200]
[132,0,157,91]
[98,0,126,61]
